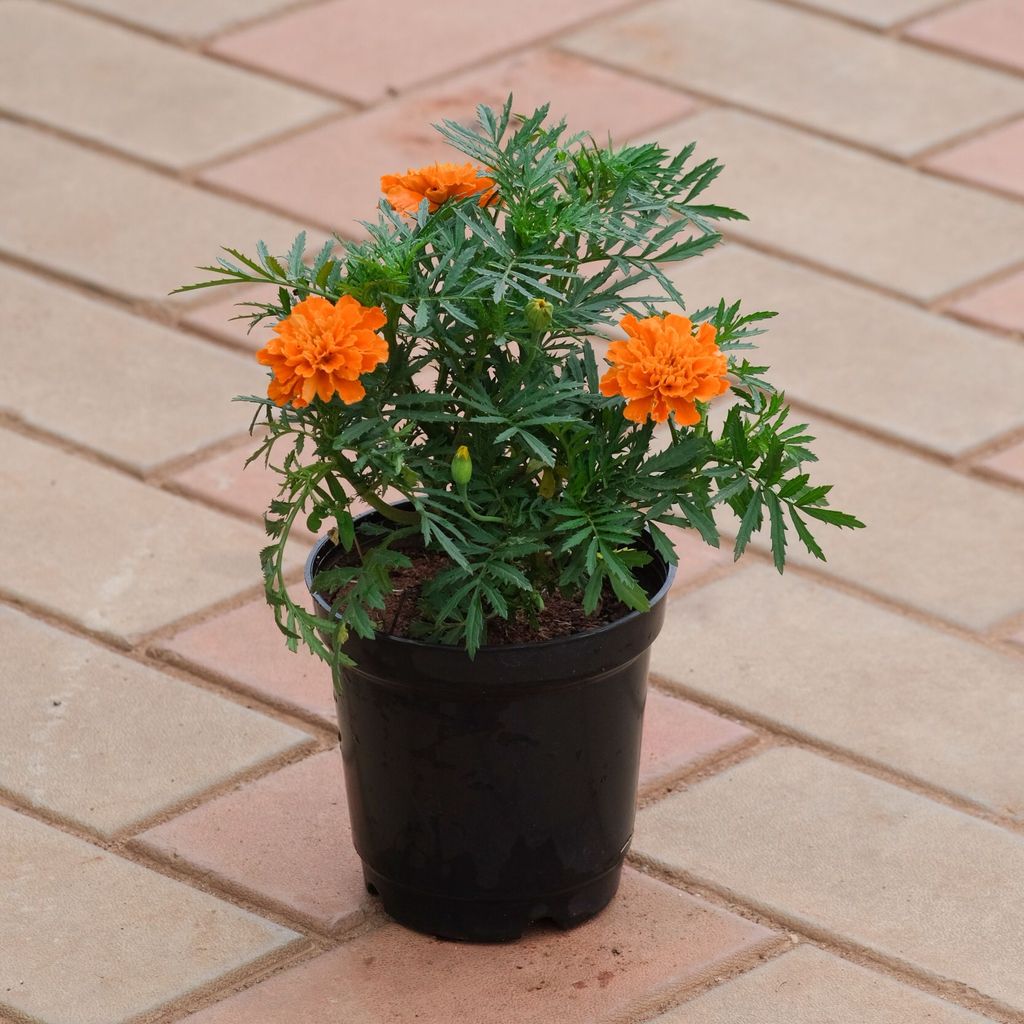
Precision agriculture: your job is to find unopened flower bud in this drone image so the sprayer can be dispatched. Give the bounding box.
[451,445,473,487]
[525,297,553,333]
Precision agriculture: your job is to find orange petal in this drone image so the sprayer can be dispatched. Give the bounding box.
[335,378,366,405]
[695,321,718,345]
[623,395,654,423]
[619,313,642,338]
[669,398,700,426]
[663,313,694,337]
[599,369,622,397]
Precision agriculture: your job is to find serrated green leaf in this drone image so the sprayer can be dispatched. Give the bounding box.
[677,497,719,547]
[802,506,865,529]
[582,567,605,615]
[733,488,762,561]
[764,489,787,573]
[790,506,825,561]
[647,521,678,566]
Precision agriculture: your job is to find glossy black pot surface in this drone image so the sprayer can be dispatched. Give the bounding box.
[306,518,675,942]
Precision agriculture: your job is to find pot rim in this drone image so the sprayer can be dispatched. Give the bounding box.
[304,507,677,658]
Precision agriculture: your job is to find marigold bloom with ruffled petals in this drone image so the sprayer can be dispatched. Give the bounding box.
[600,313,729,425]
[257,295,388,409]
[380,161,496,215]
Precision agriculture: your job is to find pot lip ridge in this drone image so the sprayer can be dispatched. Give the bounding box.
[303,511,677,658]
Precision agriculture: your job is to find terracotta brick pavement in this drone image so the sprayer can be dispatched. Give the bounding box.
[2,1,1023,1022]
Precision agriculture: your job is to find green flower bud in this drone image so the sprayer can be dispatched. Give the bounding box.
[525,297,553,333]
[451,445,473,487]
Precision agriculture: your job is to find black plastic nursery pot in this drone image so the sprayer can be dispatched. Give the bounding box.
[305,513,675,943]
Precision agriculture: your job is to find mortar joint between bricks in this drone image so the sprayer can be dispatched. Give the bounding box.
[628,854,1024,1024]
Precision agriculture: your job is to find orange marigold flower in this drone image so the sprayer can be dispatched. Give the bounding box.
[380,161,496,215]
[599,313,729,425]
[257,295,388,409]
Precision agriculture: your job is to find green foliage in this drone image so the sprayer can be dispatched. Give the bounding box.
[180,98,863,662]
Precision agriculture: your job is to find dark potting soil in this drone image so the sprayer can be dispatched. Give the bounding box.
[326,543,630,645]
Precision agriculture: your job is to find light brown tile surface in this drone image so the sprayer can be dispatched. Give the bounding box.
[0,430,276,641]
[209,0,635,103]
[564,0,1024,157]
[0,2,337,169]
[0,264,262,471]
[660,522,735,589]
[977,439,1024,484]
[157,597,335,725]
[653,566,1024,816]
[0,606,309,836]
[766,420,1024,630]
[64,0,304,39]
[182,286,279,349]
[636,747,1024,1011]
[0,120,308,303]
[790,0,942,26]
[655,109,1024,300]
[925,117,1024,199]
[183,869,776,1024]
[906,0,1024,74]
[138,750,367,933]
[640,690,754,793]
[657,945,994,1023]
[670,245,1024,454]
[0,806,299,1024]
[201,49,700,234]
[949,267,1024,333]
[169,439,285,521]
[3,1,1024,1020]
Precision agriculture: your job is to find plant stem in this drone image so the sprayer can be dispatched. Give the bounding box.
[357,488,420,525]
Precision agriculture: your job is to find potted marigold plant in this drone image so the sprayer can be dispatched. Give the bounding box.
[180,100,862,942]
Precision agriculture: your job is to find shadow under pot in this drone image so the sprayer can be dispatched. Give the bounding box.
[305,507,675,943]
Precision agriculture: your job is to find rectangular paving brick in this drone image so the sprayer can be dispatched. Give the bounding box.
[671,245,1024,455]
[156,598,336,727]
[64,0,303,39]
[659,521,735,591]
[0,2,337,169]
[183,868,776,1024]
[652,565,1024,817]
[200,49,699,236]
[949,267,1024,334]
[636,747,1024,1012]
[0,806,299,1024]
[906,0,1024,74]
[0,264,263,471]
[209,0,634,103]
[657,945,993,1023]
[0,606,309,836]
[168,438,288,522]
[563,0,1024,157]
[768,420,1024,630]
[640,690,754,795]
[138,750,368,933]
[977,438,1024,484]
[790,0,942,26]
[925,117,1024,199]
[654,109,1024,301]
[0,120,309,303]
[1,430,285,641]
[182,285,278,350]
